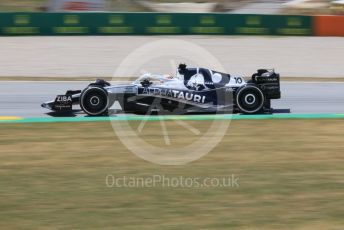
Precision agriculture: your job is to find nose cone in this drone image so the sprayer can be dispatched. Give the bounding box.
[41,102,53,110]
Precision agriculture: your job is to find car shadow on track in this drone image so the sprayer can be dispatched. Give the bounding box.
[46,111,79,117]
[271,109,291,114]
[45,108,291,117]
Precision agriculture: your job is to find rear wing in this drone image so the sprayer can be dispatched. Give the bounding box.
[251,69,280,99]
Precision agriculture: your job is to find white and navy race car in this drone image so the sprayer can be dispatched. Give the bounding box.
[42,64,281,116]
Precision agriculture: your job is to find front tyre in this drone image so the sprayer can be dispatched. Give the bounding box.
[236,85,265,114]
[80,87,109,116]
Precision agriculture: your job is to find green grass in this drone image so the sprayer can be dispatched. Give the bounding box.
[0,120,343,229]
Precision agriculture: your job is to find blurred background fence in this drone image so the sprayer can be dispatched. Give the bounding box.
[0,13,313,36]
[0,12,343,36]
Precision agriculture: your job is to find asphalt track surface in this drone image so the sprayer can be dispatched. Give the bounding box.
[0,81,343,118]
[0,36,344,78]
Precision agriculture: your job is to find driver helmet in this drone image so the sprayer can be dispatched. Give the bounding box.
[176,63,187,80]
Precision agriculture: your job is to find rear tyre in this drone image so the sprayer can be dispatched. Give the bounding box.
[80,87,109,116]
[236,85,265,114]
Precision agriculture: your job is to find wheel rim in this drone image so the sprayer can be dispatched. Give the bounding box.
[90,96,100,106]
[236,86,264,113]
[244,94,256,105]
[81,87,108,115]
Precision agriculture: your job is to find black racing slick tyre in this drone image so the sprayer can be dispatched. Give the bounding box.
[80,86,109,116]
[236,85,265,114]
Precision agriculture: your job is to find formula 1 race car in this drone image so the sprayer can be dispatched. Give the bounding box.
[42,64,281,116]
